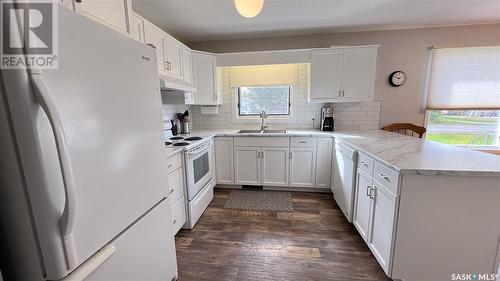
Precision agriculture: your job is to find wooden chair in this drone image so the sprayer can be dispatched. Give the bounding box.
[382,123,426,138]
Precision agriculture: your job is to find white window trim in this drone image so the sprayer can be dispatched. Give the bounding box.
[231,86,297,124]
[424,110,500,149]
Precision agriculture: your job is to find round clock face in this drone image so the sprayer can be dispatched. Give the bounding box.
[389,71,407,87]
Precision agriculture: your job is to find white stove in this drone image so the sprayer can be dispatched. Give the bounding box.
[163,129,215,229]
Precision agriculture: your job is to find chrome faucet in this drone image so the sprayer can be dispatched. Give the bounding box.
[260,110,268,131]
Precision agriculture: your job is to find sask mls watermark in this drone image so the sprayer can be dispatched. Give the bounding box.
[1,0,58,69]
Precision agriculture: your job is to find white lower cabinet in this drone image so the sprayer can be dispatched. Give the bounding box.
[353,169,373,242]
[289,147,316,187]
[262,147,289,186]
[219,136,334,189]
[215,137,234,184]
[368,180,397,272]
[166,152,186,235]
[315,138,333,188]
[170,195,186,235]
[351,153,399,275]
[234,146,261,185]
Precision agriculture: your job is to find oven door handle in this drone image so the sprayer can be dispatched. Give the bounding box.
[186,143,212,158]
[186,142,212,158]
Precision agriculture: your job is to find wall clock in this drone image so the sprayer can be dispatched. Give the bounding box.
[388,71,407,87]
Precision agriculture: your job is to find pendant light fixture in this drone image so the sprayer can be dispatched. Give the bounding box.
[234,0,264,18]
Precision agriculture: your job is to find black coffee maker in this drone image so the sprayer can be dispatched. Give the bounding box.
[320,107,334,131]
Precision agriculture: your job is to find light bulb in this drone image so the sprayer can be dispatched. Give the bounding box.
[234,0,264,18]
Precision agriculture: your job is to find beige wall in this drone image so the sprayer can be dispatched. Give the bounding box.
[188,24,500,127]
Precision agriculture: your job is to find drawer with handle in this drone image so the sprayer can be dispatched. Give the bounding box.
[166,152,182,174]
[171,195,186,235]
[167,166,184,205]
[290,137,318,147]
[357,152,374,176]
[373,161,399,195]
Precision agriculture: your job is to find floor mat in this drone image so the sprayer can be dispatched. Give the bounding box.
[224,190,294,212]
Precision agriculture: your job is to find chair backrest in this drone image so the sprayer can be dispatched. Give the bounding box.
[382,123,427,138]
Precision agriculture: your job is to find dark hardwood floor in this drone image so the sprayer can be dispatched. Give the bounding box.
[175,188,391,281]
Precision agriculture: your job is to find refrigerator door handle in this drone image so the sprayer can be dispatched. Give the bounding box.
[61,244,116,281]
[29,69,79,270]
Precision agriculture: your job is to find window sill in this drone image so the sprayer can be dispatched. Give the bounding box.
[456,145,500,150]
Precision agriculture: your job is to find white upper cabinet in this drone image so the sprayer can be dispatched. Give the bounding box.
[181,47,193,86]
[192,51,221,105]
[309,46,378,103]
[165,34,183,81]
[341,47,378,101]
[129,13,145,43]
[143,21,167,77]
[310,49,343,102]
[59,0,74,10]
[74,0,131,35]
[141,17,193,87]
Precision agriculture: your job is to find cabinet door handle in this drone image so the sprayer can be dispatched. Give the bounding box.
[361,161,369,167]
[378,173,391,182]
[366,186,371,197]
[169,189,175,195]
[338,89,342,97]
[369,187,375,199]
[299,141,307,144]
[261,151,264,158]
[172,219,177,225]
[257,151,260,158]
[342,89,345,97]
[289,152,292,159]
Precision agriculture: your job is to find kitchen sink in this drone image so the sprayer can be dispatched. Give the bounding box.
[238,130,263,133]
[263,130,287,134]
[237,129,287,134]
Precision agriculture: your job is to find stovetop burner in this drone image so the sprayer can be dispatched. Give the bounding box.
[165,141,172,146]
[172,142,189,146]
[170,136,184,140]
[184,137,202,141]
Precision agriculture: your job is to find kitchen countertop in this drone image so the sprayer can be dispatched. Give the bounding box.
[189,129,500,176]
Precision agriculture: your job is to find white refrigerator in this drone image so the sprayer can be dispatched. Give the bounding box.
[0,6,177,281]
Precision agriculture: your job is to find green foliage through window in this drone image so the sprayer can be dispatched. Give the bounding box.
[238,86,291,116]
[426,110,500,146]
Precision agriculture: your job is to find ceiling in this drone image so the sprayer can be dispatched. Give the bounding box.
[132,0,500,43]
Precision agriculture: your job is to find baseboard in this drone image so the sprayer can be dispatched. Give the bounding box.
[214,184,332,194]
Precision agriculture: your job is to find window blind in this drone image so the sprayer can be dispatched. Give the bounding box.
[229,64,297,87]
[426,46,500,110]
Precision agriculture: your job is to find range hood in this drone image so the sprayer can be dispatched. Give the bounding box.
[159,78,196,94]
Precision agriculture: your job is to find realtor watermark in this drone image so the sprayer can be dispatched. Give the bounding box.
[451,273,499,281]
[1,0,58,69]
